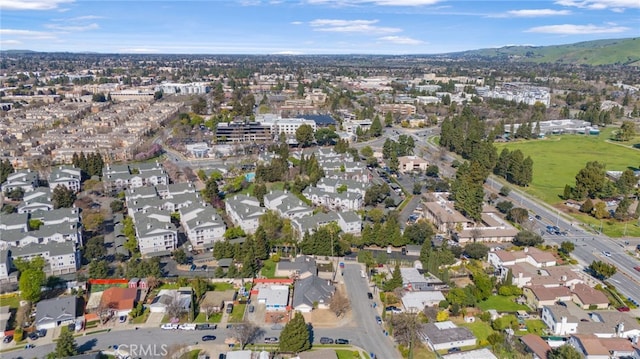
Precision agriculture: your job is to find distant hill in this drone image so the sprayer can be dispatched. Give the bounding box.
[450,37,640,66]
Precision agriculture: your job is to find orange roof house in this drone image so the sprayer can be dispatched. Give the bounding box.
[100,287,138,316]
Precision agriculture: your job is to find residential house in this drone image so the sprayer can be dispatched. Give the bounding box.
[398,156,429,173]
[275,255,317,279]
[256,284,289,312]
[0,250,11,282]
[1,169,39,193]
[149,288,193,314]
[572,283,609,309]
[200,290,237,313]
[48,166,82,193]
[520,334,551,359]
[302,186,363,211]
[10,241,79,275]
[17,188,53,213]
[541,305,579,336]
[422,193,471,233]
[420,321,477,351]
[568,334,635,359]
[524,285,572,309]
[292,275,335,312]
[401,291,446,313]
[400,268,431,291]
[225,194,266,234]
[453,208,519,244]
[100,287,138,317]
[133,212,178,257]
[488,247,557,269]
[0,213,29,232]
[35,296,78,330]
[180,205,226,250]
[291,211,362,239]
[264,190,313,219]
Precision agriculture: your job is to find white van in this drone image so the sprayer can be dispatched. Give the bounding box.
[360,270,366,278]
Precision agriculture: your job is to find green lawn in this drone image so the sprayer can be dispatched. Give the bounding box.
[525,319,547,335]
[336,349,362,359]
[459,320,494,342]
[228,303,246,322]
[130,309,150,324]
[212,282,235,291]
[261,259,276,278]
[495,131,640,238]
[194,312,222,323]
[495,131,639,205]
[477,295,529,312]
[0,294,21,308]
[179,349,201,359]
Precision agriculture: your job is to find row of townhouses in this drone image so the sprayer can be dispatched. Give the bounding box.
[1,166,81,194]
[0,207,83,281]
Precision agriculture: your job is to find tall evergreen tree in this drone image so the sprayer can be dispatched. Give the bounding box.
[370,115,383,137]
[54,329,78,358]
[384,263,403,291]
[279,312,311,353]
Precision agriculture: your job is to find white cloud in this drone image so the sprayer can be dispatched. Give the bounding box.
[0,39,22,46]
[309,19,401,34]
[378,36,424,45]
[503,9,572,17]
[45,23,99,31]
[307,0,440,6]
[0,29,56,39]
[291,21,303,25]
[272,50,303,55]
[0,0,74,11]
[525,24,630,34]
[555,0,640,10]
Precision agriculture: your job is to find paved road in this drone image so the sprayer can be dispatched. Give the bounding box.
[487,176,640,303]
[341,263,401,359]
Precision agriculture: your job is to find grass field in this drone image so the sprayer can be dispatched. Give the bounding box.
[0,293,21,308]
[228,303,246,322]
[459,320,494,342]
[476,295,529,312]
[525,319,547,335]
[495,131,638,205]
[495,130,640,237]
[261,259,276,278]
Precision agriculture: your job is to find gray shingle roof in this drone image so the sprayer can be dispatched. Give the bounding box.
[292,275,335,308]
[35,296,77,327]
[421,322,476,345]
[11,241,76,257]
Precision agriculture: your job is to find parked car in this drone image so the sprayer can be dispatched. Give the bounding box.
[617,306,631,312]
[335,338,350,345]
[264,337,279,344]
[226,303,234,314]
[375,316,382,325]
[28,332,39,340]
[25,344,35,349]
[36,329,47,337]
[119,315,127,323]
[248,305,255,313]
[319,337,334,344]
[385,306,402,314]
[367,292,374,300]
[202,335,216,341]
[161,323,179,330]
[179,324,196,331]
[448,347,461,353]
[3,335,13,343]
[196,324,217,330]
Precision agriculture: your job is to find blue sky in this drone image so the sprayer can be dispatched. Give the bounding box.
[0,0,638,54]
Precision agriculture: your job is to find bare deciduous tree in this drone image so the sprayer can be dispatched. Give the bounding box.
[329,291,350,318]
[389,313,423,358]
[166,294,184,320]
[231,321,261,349]
[146,276,159,291]
[201,303,216,321]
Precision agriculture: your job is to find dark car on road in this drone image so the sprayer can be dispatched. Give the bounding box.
[367,292,374,300]
[319,337,334,344]
[3,335,13,343]
[335,338,350,345]
[28,332,39,340]
[375,315,382,324]
[448,347,461,353]
[202,335,216,341]
[264,337,279,344]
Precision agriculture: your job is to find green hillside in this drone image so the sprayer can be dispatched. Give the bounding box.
[453,37,640,66]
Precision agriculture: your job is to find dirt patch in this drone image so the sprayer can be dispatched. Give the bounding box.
[301,284,353,328]
[264,312,290,325]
